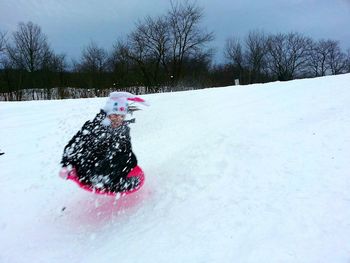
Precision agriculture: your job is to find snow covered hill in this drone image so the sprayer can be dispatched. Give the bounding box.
[1,74,350,263]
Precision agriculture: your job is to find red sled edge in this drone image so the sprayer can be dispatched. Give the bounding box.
[66,165,145,197]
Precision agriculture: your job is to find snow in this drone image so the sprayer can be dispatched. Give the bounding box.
[1,74,350,263]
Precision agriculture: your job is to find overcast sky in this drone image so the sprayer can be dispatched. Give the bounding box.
[1,0,349,63]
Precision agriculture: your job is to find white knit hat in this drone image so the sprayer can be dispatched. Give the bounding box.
[104,95,129,116]
[102,91,148,126]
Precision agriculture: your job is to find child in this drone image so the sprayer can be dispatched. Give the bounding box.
[60,92,146,194]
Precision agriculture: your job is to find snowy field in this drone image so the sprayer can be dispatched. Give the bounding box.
[1,74,350,263]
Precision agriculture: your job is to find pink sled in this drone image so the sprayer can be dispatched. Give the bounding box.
[65,165,145,197]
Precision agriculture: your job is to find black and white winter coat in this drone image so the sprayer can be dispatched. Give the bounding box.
[61,110,138,192]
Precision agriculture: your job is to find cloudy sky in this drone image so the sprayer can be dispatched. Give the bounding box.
[1,0,349,63]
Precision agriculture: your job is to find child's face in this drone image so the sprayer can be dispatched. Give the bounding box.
[108,114,125,128]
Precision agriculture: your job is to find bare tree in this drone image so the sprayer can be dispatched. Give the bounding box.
[46,53,67,85]
[51,53,67,72]
[111,40,130,67]
[167,0,214,83]
[75,41,109,91]
[225,37,244,71]
[0,31,7,54]
[6,22,52,72]
[110,39,134,87]
[345,48,350,73]
[78,41,108,72]
[127,25,154,88]
[121,1,213,88]
[4,22,55,97]
[0,31,7,70]
[308,40,332,76]
[136,15,169,71]
[126,15,169,89]
[266,32,311,80]
[326,40,347,75]
[244,30,268,83]
[0,31,6,49]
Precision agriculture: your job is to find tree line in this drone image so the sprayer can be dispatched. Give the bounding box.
[221,30,350,85]
[0,1,349,101]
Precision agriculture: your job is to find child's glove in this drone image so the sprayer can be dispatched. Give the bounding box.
[59,167,69,179]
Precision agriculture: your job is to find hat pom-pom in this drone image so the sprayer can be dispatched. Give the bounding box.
[101,117,111,127]
[103,103,112,113]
